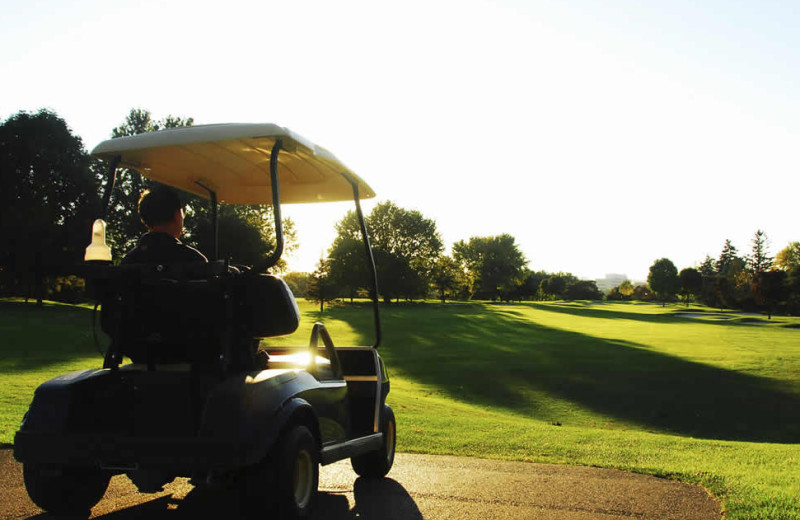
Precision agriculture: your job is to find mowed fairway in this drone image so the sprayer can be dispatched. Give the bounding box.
[1,299,799,519]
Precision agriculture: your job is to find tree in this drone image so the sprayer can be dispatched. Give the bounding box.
[606,286,624,301]
[327,202,443,303]
[307,258,335,312]
[679,267,702,306]
[728,256,754,309]
[618,280,635,299]
[786,267,800,315]
[539,272,578,300]
[430,256,462,303]
[648,258,680,306]
[755,270,787,319]
[698,255,716,276]
[328,235,368,302]
[775,242,800,272]
[632,284,653,301]
[713,275,732,311]
[563,280,604,300]
[716,239,740,275]
[746,229,772,276]
[190,203,297,271]
[507,269,547,301]
[283,272,310,298]
[452,234,527,300]
[0,109,98,303]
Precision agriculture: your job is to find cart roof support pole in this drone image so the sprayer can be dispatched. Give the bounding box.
[100,156,121,219]
[253,139,284,273]
[349,180,382,349]
[194,182,218,261]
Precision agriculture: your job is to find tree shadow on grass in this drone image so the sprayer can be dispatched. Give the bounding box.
[325,303,800,444]
[524,302,788,327]
[0,300,104,372]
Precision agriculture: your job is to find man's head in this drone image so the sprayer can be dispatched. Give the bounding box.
[138,186,185,238]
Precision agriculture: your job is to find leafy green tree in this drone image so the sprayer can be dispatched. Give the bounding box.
[679,267,703,306]
[307,258,335,312]
[619,280,635,299]
[452,234,527,300]
[606,286,624,301]
[539,272,578,300]
[190,203,297,271]
[775,242,800,272]
[328,201,443,303]
[283,272,310,298]
[327,233,367,302]
[746,229,772,276]
[728,257,754,309]
[648,258,680,306]
[713,275,732,311]
[0,109,98,303]
[755,270,787,319]
[563,280,604,300]
[430,255,462,303]
[632,284,653,301]
[508,269,547,301]
[786,267,800,315]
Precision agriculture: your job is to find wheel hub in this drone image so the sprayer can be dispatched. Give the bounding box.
[293,449,313,509]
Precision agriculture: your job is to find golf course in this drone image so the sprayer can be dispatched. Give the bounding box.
[1,298,798,519]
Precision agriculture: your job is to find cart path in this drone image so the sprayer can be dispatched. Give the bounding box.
[0,450,721,520]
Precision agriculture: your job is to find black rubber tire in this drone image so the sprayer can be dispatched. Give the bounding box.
[23,463,110,516]
[351,405,396,478]
[273,425,319,519]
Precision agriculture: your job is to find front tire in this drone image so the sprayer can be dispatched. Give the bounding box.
[23,463,110,516]
[269,425,319,519]
[351,405,396,478]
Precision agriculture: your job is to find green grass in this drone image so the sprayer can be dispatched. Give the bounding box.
[2,298,799,518]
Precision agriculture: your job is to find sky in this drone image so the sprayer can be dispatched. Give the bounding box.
[2,0,798,281]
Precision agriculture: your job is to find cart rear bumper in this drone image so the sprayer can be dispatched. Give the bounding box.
[14,431,248,473]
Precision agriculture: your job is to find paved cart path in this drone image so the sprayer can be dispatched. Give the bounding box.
[0,449,721,520]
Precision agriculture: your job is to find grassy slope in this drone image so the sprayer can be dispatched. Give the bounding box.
[286,300,800,519]
[1,299,798,518]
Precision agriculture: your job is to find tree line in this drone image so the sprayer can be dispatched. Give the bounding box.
[4,108,797,316]
[0,108,293,304]
[289,200,603,310]
[612,231,800,317]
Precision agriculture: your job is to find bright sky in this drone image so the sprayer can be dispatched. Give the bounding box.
[3,0,799,281]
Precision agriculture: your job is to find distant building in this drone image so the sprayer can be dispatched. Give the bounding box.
[595,273,629,292]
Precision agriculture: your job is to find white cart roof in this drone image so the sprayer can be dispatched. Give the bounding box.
[90,123,375,204]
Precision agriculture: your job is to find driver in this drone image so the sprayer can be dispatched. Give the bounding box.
[122,185,208,264]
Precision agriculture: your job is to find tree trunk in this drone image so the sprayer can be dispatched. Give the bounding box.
[34,251,44,308]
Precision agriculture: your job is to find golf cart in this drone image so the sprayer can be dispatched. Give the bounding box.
[13,124,395,518]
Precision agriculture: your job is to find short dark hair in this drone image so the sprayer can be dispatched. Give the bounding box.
[138,186,182,228]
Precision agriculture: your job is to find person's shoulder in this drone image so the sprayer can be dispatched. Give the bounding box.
[179,243,208,263]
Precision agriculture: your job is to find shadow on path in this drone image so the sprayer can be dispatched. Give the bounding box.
[21,478,421,520]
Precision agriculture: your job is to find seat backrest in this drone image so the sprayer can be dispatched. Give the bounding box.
[98,263,228,365]
[97,267,299,366]
[234,274,300,338]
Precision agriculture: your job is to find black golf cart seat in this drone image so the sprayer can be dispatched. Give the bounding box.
[97,261,300,370]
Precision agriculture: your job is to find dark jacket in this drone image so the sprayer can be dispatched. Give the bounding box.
[122,232,207,264]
